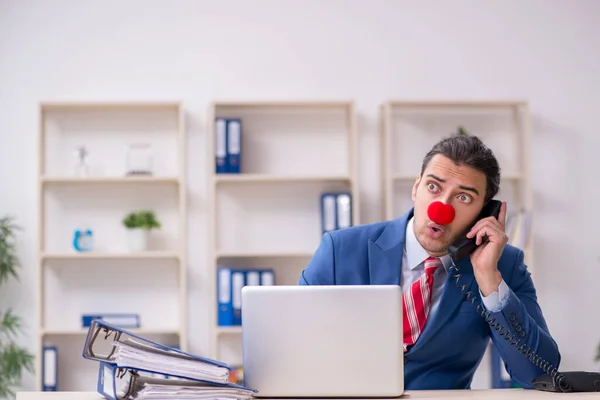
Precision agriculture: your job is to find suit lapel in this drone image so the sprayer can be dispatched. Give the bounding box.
[367,209,412,285]
[407,256,476,354]
[366,209,479,354]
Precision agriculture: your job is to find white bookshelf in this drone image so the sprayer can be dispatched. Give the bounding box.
[380,100,533,389]
[381,100,533,270]
[36,102,187,391]
[206,101,359,363]
[41,176,181,185]
[41,251,180,261]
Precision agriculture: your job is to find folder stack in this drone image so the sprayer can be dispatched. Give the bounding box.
[82,319,257,400]
[321,192,352,234]
[217,267,275,327]
[215,117,242,174]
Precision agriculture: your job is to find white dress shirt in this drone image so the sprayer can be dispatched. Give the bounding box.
[401,217,509,319]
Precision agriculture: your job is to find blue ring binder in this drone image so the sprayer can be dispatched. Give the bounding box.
[83,319,257,399]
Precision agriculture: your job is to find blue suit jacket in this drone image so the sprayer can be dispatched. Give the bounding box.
[298,209,561,390]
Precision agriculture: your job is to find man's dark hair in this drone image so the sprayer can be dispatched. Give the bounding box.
[419,134,501,203]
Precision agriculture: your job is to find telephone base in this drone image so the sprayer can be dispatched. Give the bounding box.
[532,371,600,392]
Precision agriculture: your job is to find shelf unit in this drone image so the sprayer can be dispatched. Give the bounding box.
[206,100,359,363]
[36,102,187,391]
[380,100,533,388]
[41,176,181,185]
[381,100,533,270]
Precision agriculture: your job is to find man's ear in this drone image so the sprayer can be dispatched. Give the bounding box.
[412,173,421,202]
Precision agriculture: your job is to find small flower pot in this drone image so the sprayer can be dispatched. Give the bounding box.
[127,228,149,252]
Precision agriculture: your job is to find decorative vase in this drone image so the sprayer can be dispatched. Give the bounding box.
[127,228,148,252]
[126,143,153,176]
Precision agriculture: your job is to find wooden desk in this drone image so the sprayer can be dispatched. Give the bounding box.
[15,390,600,399]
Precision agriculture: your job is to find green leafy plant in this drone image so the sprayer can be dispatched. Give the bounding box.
[122,210,161,230]
[0,216,34,398]
[456,126,470,136]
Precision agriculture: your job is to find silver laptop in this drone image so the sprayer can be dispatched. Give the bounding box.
[241,285,404,398]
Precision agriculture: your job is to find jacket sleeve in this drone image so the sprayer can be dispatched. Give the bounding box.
[487,249,561,389]
[298,232,336,285]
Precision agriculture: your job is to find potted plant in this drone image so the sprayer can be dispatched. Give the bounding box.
[0,216,34,398]
[122,210,161,252]
[456,126,470,136]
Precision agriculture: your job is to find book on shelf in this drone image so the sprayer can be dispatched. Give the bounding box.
[215,117,242,174]
[42,345,58,391]
[490,344,519,388]
[217,267,275,327]
[82,319,257,400]
[81,313,140,328]
[321,192,352,234]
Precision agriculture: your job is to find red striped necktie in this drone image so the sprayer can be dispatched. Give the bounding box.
[403,256,442,351]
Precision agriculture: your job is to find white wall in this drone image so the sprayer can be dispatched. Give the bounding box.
[1,0,599,392]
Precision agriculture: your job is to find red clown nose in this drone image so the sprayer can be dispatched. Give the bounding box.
[427,201,455,225]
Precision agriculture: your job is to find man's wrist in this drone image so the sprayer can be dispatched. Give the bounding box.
[480,279,510,313]
[478,270,503,297]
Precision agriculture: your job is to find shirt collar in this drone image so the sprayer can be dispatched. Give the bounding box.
[405,217,453,272]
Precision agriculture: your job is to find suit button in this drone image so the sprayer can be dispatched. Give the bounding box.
[519,330,526,337]
[509,313,516,322]
[516,325,522,332]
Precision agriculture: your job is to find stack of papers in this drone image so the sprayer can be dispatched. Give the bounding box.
[81,319,257,400]
[122,375,255,400]
[112,337,230,383]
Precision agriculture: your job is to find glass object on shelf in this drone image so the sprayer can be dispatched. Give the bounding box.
[73,146,90,177]
[126,143,153,176]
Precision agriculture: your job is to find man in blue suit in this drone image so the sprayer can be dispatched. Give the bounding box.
[298,134,560,390]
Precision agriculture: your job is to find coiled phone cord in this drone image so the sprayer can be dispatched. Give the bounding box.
[448,265,571,392]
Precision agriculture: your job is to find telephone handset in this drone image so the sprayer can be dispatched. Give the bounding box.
[446,199,600,392]
[448,199,502,263]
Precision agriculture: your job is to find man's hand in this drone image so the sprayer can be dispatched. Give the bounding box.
[466,201,509,296]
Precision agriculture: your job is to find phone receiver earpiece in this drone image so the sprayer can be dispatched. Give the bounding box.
[448,200,502,263]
